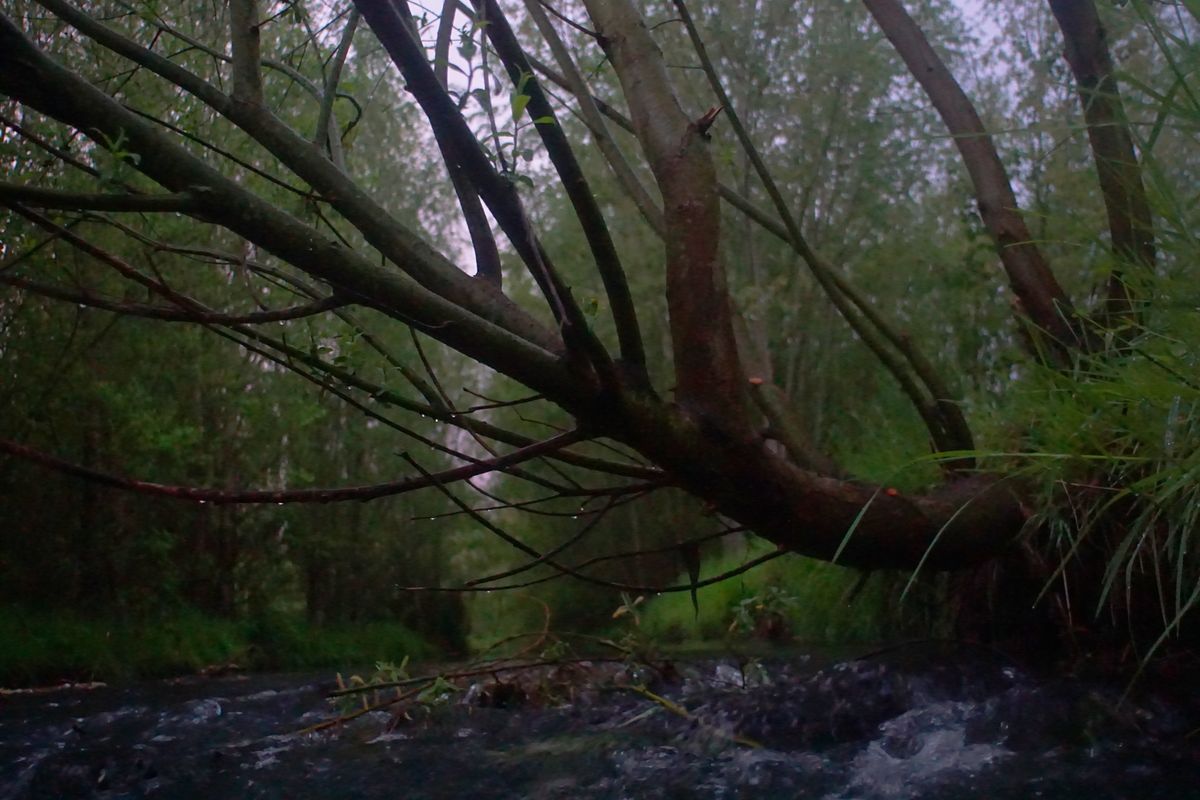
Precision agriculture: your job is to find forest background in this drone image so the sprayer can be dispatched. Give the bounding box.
[1,0,1197,684]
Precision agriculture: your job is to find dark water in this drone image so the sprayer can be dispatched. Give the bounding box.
[2,647,1198,799]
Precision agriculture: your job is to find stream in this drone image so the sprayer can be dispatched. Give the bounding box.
[2,646,1198,799]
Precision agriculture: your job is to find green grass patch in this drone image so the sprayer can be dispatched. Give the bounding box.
[0,605,434,687]
[638,540,950,646]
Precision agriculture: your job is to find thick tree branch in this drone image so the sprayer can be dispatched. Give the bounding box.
[1048,0,1155,327]
[229,0,264,105]
[582,0,750,432]
[531,51,971,468]
[673,0,973,461]
[864,0,1087,358]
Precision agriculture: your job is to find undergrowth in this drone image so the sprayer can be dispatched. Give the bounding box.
[0,605,432,687]
[637,539,951,646]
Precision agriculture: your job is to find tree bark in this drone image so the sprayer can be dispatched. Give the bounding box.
[582,0,752,433]
[1048,0,1155,325]
[864,0,1087,357]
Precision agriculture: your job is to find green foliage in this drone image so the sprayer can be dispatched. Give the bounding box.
[969,278,1200,649]
[241,612,432,671]
[729,585,799,636]
[639,540,950,646]
[951,2,1200,651]
[0,605,432,687]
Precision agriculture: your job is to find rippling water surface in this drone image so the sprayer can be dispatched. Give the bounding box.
[2,647,1197,799]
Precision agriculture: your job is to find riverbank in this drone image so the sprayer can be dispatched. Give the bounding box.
[0,606,434,688]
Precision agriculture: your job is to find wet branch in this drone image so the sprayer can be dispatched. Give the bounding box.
[673,0,972,461]
[355,0,605,366]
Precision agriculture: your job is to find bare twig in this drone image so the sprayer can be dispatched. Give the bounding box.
[0,429,586,505]
[1,276,347,324]
[312,7,359,170]
[433,0,457,88]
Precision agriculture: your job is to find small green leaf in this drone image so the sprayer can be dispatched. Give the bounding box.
[511,93,530,119]
[532,116,556,125]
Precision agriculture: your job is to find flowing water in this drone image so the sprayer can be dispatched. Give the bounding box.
[2,646,1197,799]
